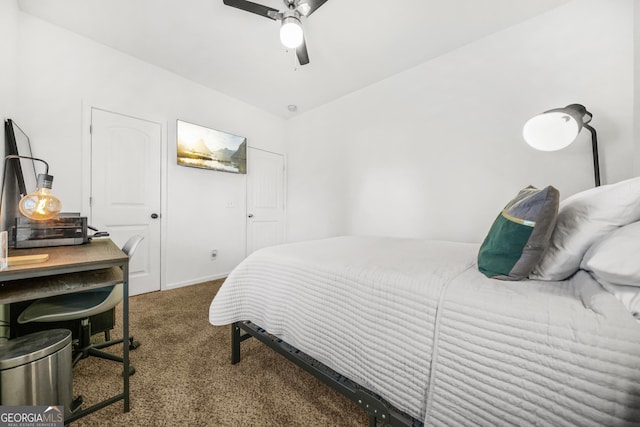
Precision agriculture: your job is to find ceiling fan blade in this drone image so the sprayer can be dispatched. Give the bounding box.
[296,37,309,65]
[223,0,279,20]
[296,0,328,17]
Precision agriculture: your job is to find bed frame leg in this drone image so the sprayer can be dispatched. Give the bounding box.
[368,414,377,427]
[231,322,241,364]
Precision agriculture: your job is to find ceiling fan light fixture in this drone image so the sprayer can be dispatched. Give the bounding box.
[280,16,303,48]
[297,3,311,16]
[223,0,328,65]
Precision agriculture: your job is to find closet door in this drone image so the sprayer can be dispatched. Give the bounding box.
[246,148,285,255]
[91,107,162,295]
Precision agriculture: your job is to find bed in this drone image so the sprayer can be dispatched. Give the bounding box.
[209,178,640,426]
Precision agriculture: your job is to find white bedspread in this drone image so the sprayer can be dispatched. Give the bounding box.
[209,236,640,425]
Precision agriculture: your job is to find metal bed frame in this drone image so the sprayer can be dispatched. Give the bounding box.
[231,321,423,427]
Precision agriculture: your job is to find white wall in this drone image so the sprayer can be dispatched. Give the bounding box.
[0,2,18,138]
[635,0,640,176]
[0,1,19,235]
[285,112,348,241]
[14,12,285,289]
[286,0,635,244]
[0,1,15,336]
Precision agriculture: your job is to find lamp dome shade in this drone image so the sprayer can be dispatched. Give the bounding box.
[280,16,303,48]
[522,111,581,151]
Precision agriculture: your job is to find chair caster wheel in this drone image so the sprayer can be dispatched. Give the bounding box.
[129,340,140,350]
[123,365,136,376]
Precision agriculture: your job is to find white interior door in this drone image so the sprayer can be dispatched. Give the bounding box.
[246,148,285,255]
[91,108,162,296]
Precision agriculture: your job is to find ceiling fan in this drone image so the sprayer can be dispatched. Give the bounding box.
[223,0,328,65]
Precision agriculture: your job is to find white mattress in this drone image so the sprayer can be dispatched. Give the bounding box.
[209,236,640,425]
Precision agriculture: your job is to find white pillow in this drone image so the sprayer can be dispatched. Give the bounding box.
[599,281,640,320]
[531,176,640,281]
[580,221,640,286]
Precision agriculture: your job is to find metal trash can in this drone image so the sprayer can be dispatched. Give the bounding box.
[0,329,73,418]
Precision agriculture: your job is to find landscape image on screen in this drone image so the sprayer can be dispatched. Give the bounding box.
[177,120,246,174]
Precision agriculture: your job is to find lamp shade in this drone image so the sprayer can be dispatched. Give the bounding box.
[280,16,303,48]
[18,173,62,220]
[523,109,583,151]
[522,104,600,187]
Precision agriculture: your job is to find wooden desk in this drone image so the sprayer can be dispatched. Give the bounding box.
[0,238,131,423]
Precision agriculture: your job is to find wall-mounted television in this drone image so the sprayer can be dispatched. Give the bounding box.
[176,120,247,174]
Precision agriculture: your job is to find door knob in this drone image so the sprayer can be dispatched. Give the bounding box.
[248,214,254,218]
[151,213,159,219]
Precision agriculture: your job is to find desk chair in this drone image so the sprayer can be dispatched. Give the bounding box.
[17,235,144,374]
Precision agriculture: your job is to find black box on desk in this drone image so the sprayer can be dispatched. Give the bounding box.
[11,213,89,248]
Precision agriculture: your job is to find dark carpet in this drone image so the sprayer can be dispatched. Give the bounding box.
[72,279,368,426]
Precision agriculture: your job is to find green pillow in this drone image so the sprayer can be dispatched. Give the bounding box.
[478,185,559,280]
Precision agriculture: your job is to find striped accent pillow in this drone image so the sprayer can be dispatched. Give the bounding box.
[478,185,559,280]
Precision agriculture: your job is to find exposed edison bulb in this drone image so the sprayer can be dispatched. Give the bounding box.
[18,173,62,220]
[280,16,303,48]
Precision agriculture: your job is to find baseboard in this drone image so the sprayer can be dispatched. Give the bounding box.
[165,272,229,291]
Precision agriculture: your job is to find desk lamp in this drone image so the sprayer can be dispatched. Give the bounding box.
[0,155,62,267]
[0,155,61,340]
[522,104,600,187]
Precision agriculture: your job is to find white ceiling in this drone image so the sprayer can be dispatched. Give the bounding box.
[18,0,571,119]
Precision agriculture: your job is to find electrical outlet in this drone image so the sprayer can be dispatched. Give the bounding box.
[211,250,218,260]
